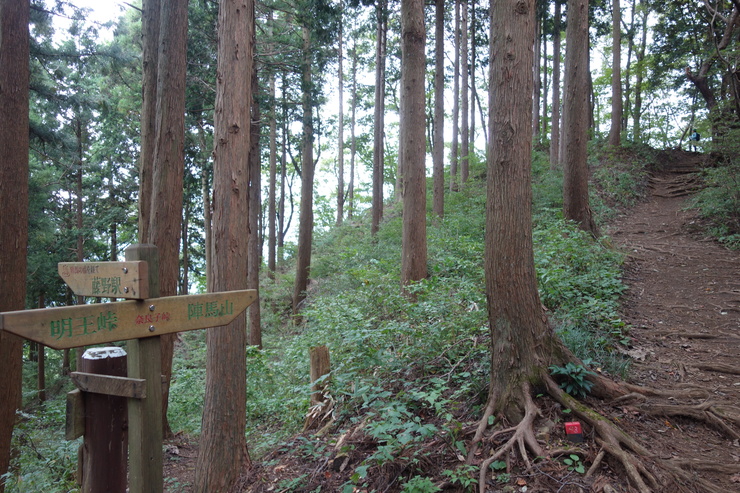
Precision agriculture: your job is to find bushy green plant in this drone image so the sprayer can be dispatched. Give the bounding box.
[400,476,441,493]
[549,360,597,398]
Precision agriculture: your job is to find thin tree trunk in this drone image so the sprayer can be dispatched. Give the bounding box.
[268,72,277,277]
[432,0,445,218]
[336,9,345,226]
[608,0,622,146]
[349,35,357,219]
[563,0,597,234]
[195,0,254,488]
[532,15,541,142]
[550,0,562,168]
[248,67,262,348]
[460,0,470,184]
[633,0,648,142]
[371,0,387,235]
[293,26,316,314]
[469,0,476,160]
[450,0,461,190]
[400,0,427,287]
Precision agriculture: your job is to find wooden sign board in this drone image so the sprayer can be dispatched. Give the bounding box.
[0,290,257,350]
[59,261,149,299]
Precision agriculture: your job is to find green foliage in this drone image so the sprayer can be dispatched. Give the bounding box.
[690,124,740,249]
[400,476,441,493]
[442,464,478,488]
[563,454,586,474]
[549,360,597,398]
[4,402,80,493]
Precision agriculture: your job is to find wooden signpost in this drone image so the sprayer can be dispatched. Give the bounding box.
[0,244,257,493]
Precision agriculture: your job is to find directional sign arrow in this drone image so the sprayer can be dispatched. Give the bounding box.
[0,290,257,350]
[59,261,149,299]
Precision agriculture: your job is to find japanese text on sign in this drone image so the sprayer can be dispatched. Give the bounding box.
[50,311,118,340]
[187,300,234,320]
[91,276,123,296]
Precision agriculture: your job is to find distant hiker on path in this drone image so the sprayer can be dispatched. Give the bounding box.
[689,129,701,151]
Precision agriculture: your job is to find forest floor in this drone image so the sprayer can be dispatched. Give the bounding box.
[162,150,740,492]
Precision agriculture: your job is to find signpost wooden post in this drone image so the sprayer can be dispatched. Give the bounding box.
[0,244,257,493]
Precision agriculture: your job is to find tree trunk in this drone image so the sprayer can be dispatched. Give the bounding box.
[562,0,596,235]
[248,68,262,348]
[487,0,553,421]
[450,0,461,190]
[371,0,387,235]
[0,1,29,486]
[139,0,161,244]
[400,0,428,287]
[608,0,622,146]
[293,26,316,314]
[469,0,476,160]
[349,37,357,219]
[148,0,189,438]
[633,1,648,142]
[267,71,278,277]
[336,10,345,226]
[532,14,541,142]
[194,0,254,488]
[432,0,445,218]
[461,0,470,184]
[550,0,562,167]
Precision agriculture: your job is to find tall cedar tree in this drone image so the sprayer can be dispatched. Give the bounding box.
[562,0,597,234]
[0,1,30,488]
[148,0,189,436]
[292,26,316,314]
[549,0,562,167]
[195,0,254,488]
[400,0,428,286]
[371,0,387,235]
[608,0,622,146]
[432,0,445,217]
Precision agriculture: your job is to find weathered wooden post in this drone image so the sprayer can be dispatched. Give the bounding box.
[78,347,128,493]
[0,247,257,492]
[304,345,331,431]
[125,244,163,493]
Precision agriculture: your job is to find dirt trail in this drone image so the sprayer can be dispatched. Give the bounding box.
[607,150,740,491]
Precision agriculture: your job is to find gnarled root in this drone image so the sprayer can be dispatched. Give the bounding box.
[545,376,722,493]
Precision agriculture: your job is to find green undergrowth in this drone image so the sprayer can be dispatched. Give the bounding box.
[9,148,644,491]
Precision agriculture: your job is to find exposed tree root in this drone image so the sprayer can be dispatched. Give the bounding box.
[639,401,740,439]
[692,362,740,375]
[469,383,543,492]
[467,370,735,493]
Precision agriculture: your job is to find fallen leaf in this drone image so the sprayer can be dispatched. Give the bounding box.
[516,478,527,486]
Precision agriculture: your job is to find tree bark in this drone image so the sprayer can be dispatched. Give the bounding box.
[349,36,358,219]
[562,0,597,235]
[432,0,445,218]
[450,0,461,190]
[550,0,562,168]
[293,26,316,314]
[460,0,470,184]
[194,0,253,489]
[633,0,648,142]
[148,0,189,438]
[139,0,161,244]
[371,0,387,235]
[400,0,428,287]
[267,71,278,277]
[336,9,345,226]
[608,0,622,146]
[0,1,29,487]
[248,67,262,348]
[487,0,553,420]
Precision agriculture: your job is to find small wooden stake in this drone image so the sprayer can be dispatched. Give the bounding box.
[309,345,331,407]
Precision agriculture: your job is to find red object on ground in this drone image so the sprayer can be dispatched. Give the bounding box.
[565,421,584,442]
